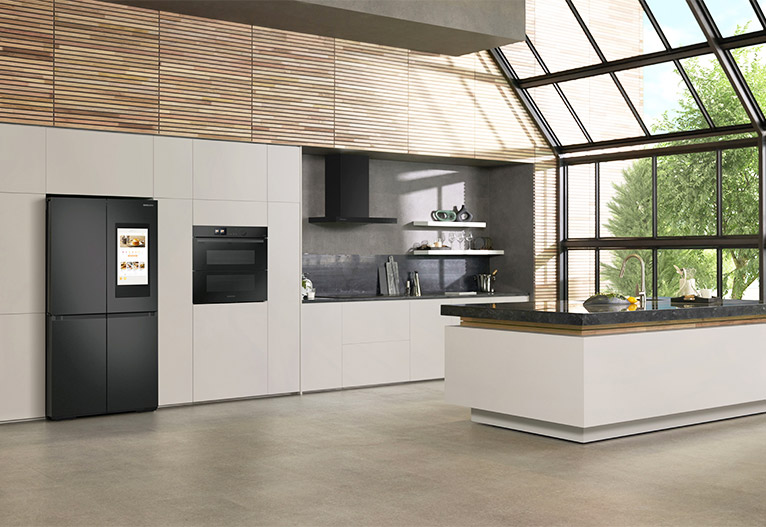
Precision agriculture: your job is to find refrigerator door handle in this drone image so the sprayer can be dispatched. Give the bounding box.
[107,312,157,318]
[49,314,106,321]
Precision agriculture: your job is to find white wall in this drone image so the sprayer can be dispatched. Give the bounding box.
[0,123,302,422]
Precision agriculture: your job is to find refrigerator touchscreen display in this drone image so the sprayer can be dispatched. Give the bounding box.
[117,227,149,286]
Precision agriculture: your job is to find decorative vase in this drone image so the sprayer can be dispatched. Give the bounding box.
[431,209,457,221]
[454,205,473,222]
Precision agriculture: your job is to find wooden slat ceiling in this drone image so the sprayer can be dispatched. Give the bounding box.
[0,0,53,125]
[159,11,252,141]
[408,51,476,159]
[54,0,158,132]
[334,39,408,153]
[252,26,334,147]
[475,51,540,162]
[0,0,549,163]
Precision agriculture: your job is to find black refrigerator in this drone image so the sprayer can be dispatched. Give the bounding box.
[46,196,158,420]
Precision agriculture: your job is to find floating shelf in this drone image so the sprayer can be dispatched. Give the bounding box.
[411,249,504,256]
[410,221,486,228]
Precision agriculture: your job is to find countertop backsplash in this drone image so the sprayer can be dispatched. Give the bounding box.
[302,253,492,297]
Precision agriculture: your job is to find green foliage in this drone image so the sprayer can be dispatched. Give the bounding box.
[599,43,762,299]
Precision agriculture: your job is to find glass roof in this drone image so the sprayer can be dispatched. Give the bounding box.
[703,0,763,37]
[733,43,766,117]
[498,0,765,151]
[643,0,706,48]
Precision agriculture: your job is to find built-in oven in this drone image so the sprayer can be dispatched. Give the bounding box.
[193,226,267,304]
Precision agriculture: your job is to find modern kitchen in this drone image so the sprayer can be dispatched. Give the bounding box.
[2,0,766,525]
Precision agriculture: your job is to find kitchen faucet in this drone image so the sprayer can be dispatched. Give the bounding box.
[619,253,646,308]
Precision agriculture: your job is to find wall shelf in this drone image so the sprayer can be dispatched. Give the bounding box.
[411,249,504,256]
[410,221,486,228]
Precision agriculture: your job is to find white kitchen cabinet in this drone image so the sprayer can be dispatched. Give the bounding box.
[192,199,267,227]
[410,295,529,381]
[0,193,45,315]
[267,201,301,394]
[0,123,46,194]
[409,299,449,381]
[46,128,153,197]
[193,303,268,402]
[154,136,192,199]
[343,340,410,388]
[300,296,529,392]
[342,301,410,344]
[0,314,45,421]
[157,199,193,406]
[193,139,267,201]
[267,145,301,203]
[301,303,343,392]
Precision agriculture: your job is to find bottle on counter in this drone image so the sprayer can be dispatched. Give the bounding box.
[301,273,315,300]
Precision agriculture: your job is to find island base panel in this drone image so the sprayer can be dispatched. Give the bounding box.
[445,324,766,442]
[471,401,766,443]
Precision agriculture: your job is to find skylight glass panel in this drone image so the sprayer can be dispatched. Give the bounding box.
[501,42,542,80]
[567,164,596,239]
[704,0,762,37]
[732,43,766,118]
[643,0,707,48]
[526,2,598,73]
[568,250,596,300]
[558,74,645,142]
[642,12,666,54]
[526,85,589,145]
[615,62,708,134]
[570,0,661,61]
[680,54,749,126]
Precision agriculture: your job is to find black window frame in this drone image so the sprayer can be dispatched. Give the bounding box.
[489,0,766,302]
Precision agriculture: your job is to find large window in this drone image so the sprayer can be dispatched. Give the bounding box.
[492,0,766,301]
[564,147,759,300]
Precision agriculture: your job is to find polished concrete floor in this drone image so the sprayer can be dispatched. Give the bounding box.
[2,381,766,526]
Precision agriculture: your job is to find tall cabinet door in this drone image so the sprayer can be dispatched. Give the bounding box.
[107,313,158,413]
[46,315,107,419]
[267,201,300,394]
[106,198,158,314]
[47,197,106,315]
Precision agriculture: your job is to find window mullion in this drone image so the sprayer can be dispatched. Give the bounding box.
[652,248,658,299]
[717,150,723,237]
[749,0,766,31]
[652,156,658,239]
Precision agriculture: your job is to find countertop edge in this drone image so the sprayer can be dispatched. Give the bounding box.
[303,293,529,304]
[440,299,766,326]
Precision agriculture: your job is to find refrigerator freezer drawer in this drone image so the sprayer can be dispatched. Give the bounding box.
[107,312,158,414]
[46,315,107,420]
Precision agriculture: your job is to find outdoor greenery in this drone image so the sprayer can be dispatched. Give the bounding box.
[599,43,761,299]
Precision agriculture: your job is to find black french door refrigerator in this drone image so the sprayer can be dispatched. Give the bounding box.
[46,196,158,420]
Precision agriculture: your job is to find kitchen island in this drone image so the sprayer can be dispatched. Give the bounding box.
[441,299,766,442]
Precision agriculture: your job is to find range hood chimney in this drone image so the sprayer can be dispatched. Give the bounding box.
[309,154,397,224]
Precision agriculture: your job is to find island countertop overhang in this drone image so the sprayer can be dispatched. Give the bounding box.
[441,298,766,335]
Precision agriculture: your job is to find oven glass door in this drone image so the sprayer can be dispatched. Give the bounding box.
[193,271,267,304]
[193,238,267,272]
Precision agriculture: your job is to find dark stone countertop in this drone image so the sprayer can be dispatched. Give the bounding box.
[303,291,528,304]
[440,298,766,326]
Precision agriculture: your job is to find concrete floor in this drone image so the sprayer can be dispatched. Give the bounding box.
[2,381,766,526]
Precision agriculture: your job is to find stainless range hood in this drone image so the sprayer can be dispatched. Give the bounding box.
[309,154,397,224]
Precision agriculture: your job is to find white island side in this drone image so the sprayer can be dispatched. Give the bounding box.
[443,300,766,443]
